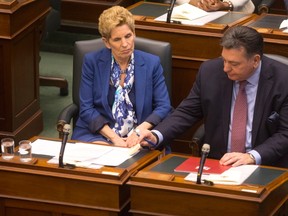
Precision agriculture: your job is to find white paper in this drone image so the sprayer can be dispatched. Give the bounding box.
[280,19,288,30]
[171,3,209,20]
[155,6,227,26]
[31,139,141,167]
[185,165,258,185]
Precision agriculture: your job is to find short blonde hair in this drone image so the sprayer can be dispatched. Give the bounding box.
[98,6,135,39]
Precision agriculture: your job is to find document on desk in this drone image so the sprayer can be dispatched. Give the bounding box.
[185,165,258,185]
[280,19,288,33]
[31,139,141,167]
[155,3,227,26]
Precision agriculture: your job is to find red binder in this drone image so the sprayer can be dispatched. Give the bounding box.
[174,157,231,174]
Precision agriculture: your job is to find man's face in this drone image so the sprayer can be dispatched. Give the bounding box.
[221,47,260,81]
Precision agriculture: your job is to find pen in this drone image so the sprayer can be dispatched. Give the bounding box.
[134,129,158,148]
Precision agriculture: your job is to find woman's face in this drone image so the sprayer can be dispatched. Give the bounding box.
[103,24,135,63]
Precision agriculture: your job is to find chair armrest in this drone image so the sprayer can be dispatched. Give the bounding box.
[57,103,79,137]
[189,124,205,156]
[258,0,275,14]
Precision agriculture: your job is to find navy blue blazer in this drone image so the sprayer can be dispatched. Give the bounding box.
[156,56,288,168]
[72,48,172,142]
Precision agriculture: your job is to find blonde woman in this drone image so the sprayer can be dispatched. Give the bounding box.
[72,6,172,148]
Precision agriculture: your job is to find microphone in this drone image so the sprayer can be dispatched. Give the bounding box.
[59,124,71,168]
[166,0,177,23]
[196,143,210,184]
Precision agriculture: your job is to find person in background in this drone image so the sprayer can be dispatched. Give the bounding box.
[177,0,255,13]
[138,26,288,168]
[72,6,172,147]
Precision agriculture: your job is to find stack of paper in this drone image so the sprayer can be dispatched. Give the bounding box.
[171,3,208,21]
[185,165,258,185]
[31,139,141,167]
[154,3,227,26]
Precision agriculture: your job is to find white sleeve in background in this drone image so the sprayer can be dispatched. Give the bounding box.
[176,0,191,5]
[177,0,255,13]
[230,0,255,13]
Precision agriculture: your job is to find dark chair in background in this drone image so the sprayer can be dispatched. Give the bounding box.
[56,37,172,136]
[40,0,69,96]
[190,54,288,156]
[252,0,276,14]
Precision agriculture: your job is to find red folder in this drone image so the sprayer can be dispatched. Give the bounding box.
[174,157,231,174]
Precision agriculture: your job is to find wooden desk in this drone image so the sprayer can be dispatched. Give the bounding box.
[127,2,256,153]
[245,13,288,57]
[128,154,288,216]
[0,137,161,216]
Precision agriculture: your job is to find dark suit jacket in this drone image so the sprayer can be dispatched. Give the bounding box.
[72,48,172,142]
[156,56,288,168]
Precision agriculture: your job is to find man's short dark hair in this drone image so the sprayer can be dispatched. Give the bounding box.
[220,26,263,58]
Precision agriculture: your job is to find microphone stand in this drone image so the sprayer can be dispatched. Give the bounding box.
[59,124,71,168]
[166,0,177,23]
[196,144,210,184]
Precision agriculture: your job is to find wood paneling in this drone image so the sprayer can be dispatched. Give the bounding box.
[0,0,49,143]
[61,0,135,32]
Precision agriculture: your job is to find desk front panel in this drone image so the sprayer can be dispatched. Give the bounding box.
[128,154,288,216]
[245,14,288,57]
[0,138,161,216]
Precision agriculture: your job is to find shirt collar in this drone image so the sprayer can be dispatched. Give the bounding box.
[247,60,262,86]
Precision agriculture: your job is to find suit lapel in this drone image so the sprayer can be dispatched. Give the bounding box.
[221,75,233,147]
[251,57,274,145]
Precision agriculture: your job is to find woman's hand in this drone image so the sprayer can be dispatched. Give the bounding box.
[125,131,140,147]
[99,124,128,147]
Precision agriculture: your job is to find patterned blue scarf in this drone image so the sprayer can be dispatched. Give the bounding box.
[110,53,137,137]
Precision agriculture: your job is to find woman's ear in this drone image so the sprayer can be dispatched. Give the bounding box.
[102,37,111,49]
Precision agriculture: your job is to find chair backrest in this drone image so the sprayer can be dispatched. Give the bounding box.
[252,0,276,14]
[72,37,172,107]
[264,54,288,65]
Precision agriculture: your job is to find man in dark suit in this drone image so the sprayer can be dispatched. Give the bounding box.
[138,26,288,168]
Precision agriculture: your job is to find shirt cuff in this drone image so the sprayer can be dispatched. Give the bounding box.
[248,150,261,165]
[151,129,163,144]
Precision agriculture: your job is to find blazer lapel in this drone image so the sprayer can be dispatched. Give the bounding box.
[99,49,113,117]
[134,51,146,122]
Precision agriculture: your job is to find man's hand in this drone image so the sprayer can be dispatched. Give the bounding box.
[219,152,255,167]
[137,129,158,149]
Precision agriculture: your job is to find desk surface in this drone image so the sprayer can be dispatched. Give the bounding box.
[0,137,161,216]
[128,154,288,216]
[129,2,255,30]
[247,13,288,29]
